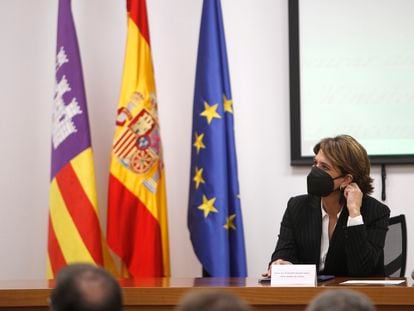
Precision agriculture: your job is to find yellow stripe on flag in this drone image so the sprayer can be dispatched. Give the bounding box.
[46,255,53,279]
[70,148,99,213]
[116,18,155,126]
[156,171,170,276]
[49,179,94,263]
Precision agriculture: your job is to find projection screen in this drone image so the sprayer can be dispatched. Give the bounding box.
[289,0,414,165]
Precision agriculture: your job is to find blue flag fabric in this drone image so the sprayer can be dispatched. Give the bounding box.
[188,0,247,277]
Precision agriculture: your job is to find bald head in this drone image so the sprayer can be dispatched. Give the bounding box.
[306,289,375,311]
[177,290,251,311]
[50,264,122,311]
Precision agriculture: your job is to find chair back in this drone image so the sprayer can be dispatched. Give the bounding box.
[384,214,407,277]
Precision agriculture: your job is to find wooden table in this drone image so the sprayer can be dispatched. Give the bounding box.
[0,277,412,310]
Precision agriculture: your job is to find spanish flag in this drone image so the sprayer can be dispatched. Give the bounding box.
[107,0,170,277]
[47,0,104,278]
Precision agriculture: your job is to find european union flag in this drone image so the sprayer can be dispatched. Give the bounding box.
[188,0,247,277]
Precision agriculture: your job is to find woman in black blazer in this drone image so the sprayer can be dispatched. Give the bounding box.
[264,135,390,277]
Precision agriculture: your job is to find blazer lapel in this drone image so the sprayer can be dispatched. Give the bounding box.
[333,206,349,240]
[308,195,322,268]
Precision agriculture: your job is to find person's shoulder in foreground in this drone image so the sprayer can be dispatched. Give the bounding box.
[175,290,252,311]
[306,289,376,311]
[49,263,122,311]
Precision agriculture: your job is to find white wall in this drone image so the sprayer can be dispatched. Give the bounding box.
[0,0,413,280]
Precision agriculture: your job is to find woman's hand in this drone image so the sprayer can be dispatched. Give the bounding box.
[261,259,292,277]
[344,182,363,217]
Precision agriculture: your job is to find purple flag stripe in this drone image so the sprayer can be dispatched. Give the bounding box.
[51,0,92,179]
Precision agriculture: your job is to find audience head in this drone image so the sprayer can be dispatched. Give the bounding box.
[306,289,376,311]
[50,263,122,311]
[176,290,251,311]
[314,134,374,194]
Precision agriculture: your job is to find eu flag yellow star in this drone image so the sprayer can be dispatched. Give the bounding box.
[193,167,205,189]
[193,132,206,154]
[200,101,221,124]
[223,95,233,113]
[224,214,236,230]
[198,195,218,218]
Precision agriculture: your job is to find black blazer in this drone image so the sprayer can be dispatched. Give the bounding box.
[271,194,390,276]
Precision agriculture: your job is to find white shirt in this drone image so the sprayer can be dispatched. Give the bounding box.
[319,203,363,271]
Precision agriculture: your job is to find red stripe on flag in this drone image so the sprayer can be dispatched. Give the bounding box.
[127,0,150,45]
[107,174,163,277]
[55,163,103,265]
[48,215,67,277]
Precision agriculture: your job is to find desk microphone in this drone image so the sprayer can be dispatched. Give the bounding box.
[412,270,414,280]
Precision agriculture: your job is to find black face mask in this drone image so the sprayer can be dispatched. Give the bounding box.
[307,166,344,197]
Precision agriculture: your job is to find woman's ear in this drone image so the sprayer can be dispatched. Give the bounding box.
[344,174,353,184]
[340,174,353,190]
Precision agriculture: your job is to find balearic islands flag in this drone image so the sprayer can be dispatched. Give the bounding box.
[48,0,104,278]
[107,0,170,277]
[188,0,247,277]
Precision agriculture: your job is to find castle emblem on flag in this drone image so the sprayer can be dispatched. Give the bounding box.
[52,46,83,150]
[113,92,162,176]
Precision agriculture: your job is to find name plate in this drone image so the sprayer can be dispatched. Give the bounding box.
[270,264,316,286]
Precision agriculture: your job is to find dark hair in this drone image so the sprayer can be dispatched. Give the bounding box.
[176,290,251,311]
[50,264,122,311]
[314,135,374,194]
[306,289,376,311]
